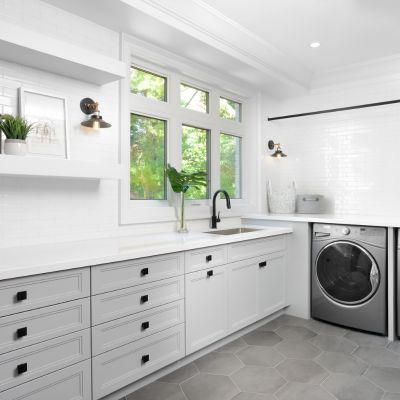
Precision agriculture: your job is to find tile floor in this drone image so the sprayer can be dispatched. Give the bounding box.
[122,315,400,400]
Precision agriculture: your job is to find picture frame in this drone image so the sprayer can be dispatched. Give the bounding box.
[19,88,69,159]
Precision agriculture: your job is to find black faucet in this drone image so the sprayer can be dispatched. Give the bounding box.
[211,189,231,229]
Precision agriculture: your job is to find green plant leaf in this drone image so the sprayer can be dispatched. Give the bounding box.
[0,114,35,140]
[165,163,207,194]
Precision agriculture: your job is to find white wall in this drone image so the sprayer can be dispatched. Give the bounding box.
[261,74,400,217]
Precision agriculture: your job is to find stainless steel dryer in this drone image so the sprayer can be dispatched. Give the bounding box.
[312,223,387,335]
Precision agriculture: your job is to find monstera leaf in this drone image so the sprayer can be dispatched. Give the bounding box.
[165,164,207,194]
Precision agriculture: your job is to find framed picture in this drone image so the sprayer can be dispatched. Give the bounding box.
[19,88,69,159]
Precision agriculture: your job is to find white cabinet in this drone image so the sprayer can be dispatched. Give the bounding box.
[185,265,228,354]
[258,252,286,317]
[228,258,259,333]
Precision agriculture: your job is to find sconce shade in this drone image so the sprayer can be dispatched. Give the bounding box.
[81,115,111,129]
[80,97,111,128]
[268,140,287,157]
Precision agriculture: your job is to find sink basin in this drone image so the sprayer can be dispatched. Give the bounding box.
[205,227,262,235]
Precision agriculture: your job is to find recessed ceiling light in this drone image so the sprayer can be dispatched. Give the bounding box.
[310,42,321,48]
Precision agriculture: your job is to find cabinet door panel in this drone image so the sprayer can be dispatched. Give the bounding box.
[185,265,228,354]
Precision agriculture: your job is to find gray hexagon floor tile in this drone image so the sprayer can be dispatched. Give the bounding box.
[353,346,400,368]
[384,394,400,400]
[215,338,248,354]
[232,392,276,400]
[276,382,336,400]
[231,365,286,394]
[194,352,243,375]
[126,381,186,400]
[387,341,400,354]
[322,373,384,400]
[236,345,284,367]
[365,366,400,392]
[309,334,357,354]
[344,330,389,347]
[242,330,283,346]
[316,352,368,375]
[306,319,348,336]
[275,340,321,359]
[159,362,198,384]
[181,373,239,400]
[276,359,327,384]
[275,325,316,341]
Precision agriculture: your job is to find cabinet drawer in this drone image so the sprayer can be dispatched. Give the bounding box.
[92,324,185,400]
[0,268,90,318]
[0,329,90,393]
[0,298,90,355]
[1,359,91,400]
[92,276,184,325]
[92,300,184,356]
[91,252,184,295]
[227,236,285,262]
[185,245,227,273]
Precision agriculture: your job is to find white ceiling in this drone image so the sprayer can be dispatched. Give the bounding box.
[42,0,400,97]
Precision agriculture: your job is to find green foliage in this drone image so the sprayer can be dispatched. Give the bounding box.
[0,114,34,140]
[130,67,166,101]
[165,164,207,195]
[219,97,241,122]
[220,134,241,198]
[180,84,208,113]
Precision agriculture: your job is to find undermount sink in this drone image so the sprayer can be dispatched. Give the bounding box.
[205,227,262,235]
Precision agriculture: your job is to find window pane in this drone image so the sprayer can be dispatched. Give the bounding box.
[219,97,242,122]
[130,114,166,200]
[182,125,210,199]
[220,133,242,199]
[180,83,209,113]
[130,67,166,102]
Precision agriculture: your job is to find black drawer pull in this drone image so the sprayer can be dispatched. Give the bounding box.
[141,321,150,330]
[141,268,149,276]
[207,270,214,277]
[140,295,149,303]
[17,363,27,375]
[259,261,267,268]
[16,327,28,338]
[206,255,212,262]
[16,291,27,302]
[141,354,150,364]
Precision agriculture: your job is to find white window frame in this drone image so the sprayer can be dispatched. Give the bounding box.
[120,35,256,225]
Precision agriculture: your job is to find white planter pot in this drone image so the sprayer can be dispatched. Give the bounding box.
[4,139,27,156]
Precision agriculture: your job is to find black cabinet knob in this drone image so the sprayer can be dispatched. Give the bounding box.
[207,270,214,277]
[141,321,150,330]
[17,363,28,375]
[259,261,267,268]
[141,354,150,364]
[140,295,149,303]
[16,291,27,302]
[16,327,28,339]
[206,255,212,262]
[141,268,149,276]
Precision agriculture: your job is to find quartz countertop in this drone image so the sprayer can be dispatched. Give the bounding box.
[0,226,292,281]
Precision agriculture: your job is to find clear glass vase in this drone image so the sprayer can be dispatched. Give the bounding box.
[177,192,188,233]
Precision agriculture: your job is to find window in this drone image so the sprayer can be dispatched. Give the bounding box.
[182,125,210,199]
[130,114,166,200]
[180,83,209,113]
[220,133,242,199]
[130,67,166,102]
[219,97,242,122]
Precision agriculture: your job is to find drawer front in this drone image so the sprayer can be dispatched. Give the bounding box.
[92,324,185,400]
[92,299,184,356]
[227,236,286,262]
[0,298,90,355]
[92,276,184,325]
[0,329,90,392]
[185,245,227,273]
[92,252,184,295]
[0,268,90,318]
[2,359,91,400]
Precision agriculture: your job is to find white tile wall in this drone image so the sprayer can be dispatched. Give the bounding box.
[262,76,400,218]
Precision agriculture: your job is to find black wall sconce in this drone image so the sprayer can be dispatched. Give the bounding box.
[80,98,111,129]
[268,140,287,158]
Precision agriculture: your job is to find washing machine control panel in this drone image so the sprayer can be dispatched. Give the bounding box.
[342,227,351,235]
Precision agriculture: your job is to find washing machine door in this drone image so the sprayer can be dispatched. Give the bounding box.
[316,241,380,305]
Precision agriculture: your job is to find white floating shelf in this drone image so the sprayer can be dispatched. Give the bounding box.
[0,21,126,85]
[0,155,123,180]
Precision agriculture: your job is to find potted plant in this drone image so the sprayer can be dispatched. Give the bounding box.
[166,164,207,233]
[0,114,34,156]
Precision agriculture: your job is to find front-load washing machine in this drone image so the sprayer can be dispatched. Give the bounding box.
[312,223,387,335]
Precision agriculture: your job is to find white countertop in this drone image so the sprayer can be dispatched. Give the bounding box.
[0,226,292,281]
[243,213,400,228]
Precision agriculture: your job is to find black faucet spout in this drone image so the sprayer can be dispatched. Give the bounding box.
[211,189,231,229]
